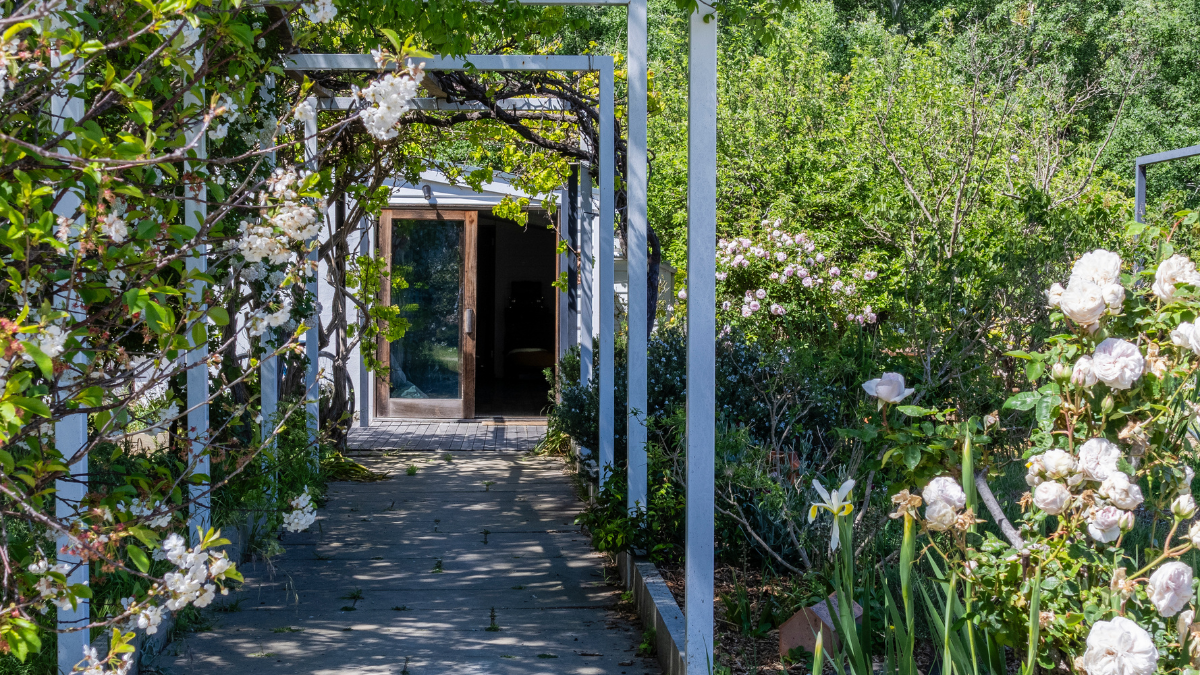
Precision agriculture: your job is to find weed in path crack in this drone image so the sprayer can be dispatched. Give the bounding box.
[406,465,418,476]
[481,529,490,544]
[431,558,443,573]
[485,607,501,632]
[213,597,245,613]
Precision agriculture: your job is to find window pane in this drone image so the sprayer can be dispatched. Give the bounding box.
[389,219,462,399]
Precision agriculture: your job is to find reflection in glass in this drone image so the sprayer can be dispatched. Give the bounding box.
[389,219,462,399]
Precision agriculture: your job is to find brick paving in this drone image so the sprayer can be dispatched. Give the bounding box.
[346,420,547,452]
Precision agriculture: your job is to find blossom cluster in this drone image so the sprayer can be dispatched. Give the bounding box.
[78,643,133,675]
[282,488,316,532]
[305,0,338,23]
[246,305,291,338]
[716,219,879,326]
[25,558,78,611]
[358,66,425,141]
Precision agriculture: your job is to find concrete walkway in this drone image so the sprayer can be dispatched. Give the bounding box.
[346,420,547,451]
[151,450,659,675]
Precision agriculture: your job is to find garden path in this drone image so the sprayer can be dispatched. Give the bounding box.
[149,432,659,675]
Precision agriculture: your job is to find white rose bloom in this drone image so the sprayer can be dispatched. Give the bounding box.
[1102,284,1125,309]
[1046,283,1065,308]
[1070,249,1123,288]
[1092,338,1144,390]
[1099,472,1144,510]
[922,476,967,511]
[862,372,914,405]
[1078,437,1121,482]
[1033,481,1071,515]
[1026,457,1045,487]
[1178,609,1195,644]
[1171,322,1200,355]
[1153,254,1200,303]
[1072,356,1098,388]
[1059,283,1107,328]
[1173,494,1197,520]
[1079,617,1158,675]
[1040,449,1076,480]
[1148,562,1195,617]
[1191,521,1200,548]
[1086,506,1123,543]
[924,501,957,532]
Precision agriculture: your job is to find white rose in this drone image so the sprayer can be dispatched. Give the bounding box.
[1102,284,1125,309]
[1148,562,1195,617]
[1079,617,1158,675]
[922,476,967,511]
[924,501,957,532]
[1087,506,1123,543]
[1099,471,1144,510]
[1033,481,1071,515]
[1178,609,1194,644]
[1040,449,1076,480]
[1070,249,1123,289]
[1092,338,1144,390]
[1153,254,1200,303]
[1046,283,1065,308]
[1026,457,1045,487]
[862,372,914,405]
[1173,494,1197,520]
[1172,322,1200,355]
[1191,521,1200,548]
[1078,437,1121,482]
[1072,356,1098,388]
[1059,283,1107,328]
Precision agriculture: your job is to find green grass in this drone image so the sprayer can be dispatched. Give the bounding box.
[406,464,418,476]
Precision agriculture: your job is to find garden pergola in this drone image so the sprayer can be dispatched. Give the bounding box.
[47,1,719,672]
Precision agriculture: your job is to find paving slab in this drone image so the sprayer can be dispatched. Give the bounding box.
[150,452,660,675]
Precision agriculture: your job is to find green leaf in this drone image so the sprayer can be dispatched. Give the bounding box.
[380,28,402,53]
[1003,392,1039,411]
[21,343,54,379]
[1025,360,1044,382]
[127,525,160,549]
[10,396,49,418]
[903,446,921,470]
[127,545,150,573]
[896,405,931,417]
[208,306,230,326]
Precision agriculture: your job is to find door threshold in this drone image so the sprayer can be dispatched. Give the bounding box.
[477,416,548,426]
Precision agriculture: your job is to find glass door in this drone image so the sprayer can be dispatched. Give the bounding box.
[376,209,477,418]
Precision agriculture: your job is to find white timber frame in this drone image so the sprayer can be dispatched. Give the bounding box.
[686,3,718,671]
[184,51,212,538]
[626,0,649,518]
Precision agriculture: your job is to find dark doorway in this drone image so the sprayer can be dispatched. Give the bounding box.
[474,214,557,417]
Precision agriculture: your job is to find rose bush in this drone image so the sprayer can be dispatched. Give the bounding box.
[874,228,1200,673]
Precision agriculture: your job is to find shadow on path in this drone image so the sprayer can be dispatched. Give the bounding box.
[150,451,661,675]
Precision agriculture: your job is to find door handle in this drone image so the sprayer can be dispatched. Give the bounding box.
[464,308,475,336]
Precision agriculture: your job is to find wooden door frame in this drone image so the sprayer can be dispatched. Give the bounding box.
[376,208,477,419]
